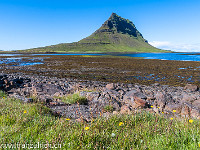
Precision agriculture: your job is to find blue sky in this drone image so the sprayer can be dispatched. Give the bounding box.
[0,0,200,52]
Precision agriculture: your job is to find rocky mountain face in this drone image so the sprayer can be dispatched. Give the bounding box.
[95,13,146,41]
[79,13,150,46]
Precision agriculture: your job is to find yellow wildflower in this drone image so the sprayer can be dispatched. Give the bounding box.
[170,118,173,120]
[3,97,5,99]
[150,106,153,108]
[162,112,164,114]
[173,110,176,113]
[85,127,90,130]
[189,119,193,123]
[119,122,124,126]
[66,118,70,121]
[158,107,160,109]
[24,110,27,114]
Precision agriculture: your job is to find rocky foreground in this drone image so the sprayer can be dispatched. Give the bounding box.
[0,73,200,121]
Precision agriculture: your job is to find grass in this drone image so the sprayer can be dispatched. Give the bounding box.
[58,92,88,105]
[19,38,166,53]
[0,91,200,149]
[103,105,114,112]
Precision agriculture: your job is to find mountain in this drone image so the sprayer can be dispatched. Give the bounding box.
[22,13,167,53]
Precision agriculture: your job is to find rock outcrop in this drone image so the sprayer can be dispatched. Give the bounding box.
[1,73,199,121]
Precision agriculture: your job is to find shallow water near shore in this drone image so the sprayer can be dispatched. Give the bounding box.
[1,52,200,66]
[31,52,200,61]
[119,52,200,61]
[0,57,44,66]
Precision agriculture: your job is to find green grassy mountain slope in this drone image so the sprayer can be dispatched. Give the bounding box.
[22,13,167,53]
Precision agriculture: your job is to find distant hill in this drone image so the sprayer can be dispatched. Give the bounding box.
[20,13,168,53]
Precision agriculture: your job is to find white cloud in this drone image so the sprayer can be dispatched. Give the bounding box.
[149,41,200,52]
[149,41,171,47]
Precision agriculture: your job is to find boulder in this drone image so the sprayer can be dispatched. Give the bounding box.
[123,90,137,101]
[106,83,115,90]
[192,99,200,109]
[134,97,148,108]
[190,109,200,119]
[86,92,100,101]
[155,91,174,106]
[154,83,160,86]
[113,111,119,115]
[53,92,64,97]
[184,84,198,92]
[181,105,191,118]
[182,93,197,103]
[120,105,131,114]
[164,104,182,114]
[154,99,166,109]
[123,90,147,102]
[155,91,167,108]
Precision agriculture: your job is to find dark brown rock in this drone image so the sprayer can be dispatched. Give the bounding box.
[134,97,147,107]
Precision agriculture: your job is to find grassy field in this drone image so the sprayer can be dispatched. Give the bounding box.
[0,91,199,149]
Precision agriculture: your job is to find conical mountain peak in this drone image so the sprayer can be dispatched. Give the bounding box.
[24,13,164,53]
[109,12,118,18]
[96,13,144,39]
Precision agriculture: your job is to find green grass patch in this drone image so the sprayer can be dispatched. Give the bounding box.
[0,93,199,149]
[58,93,88,105]
[0,91,7,98]
[17,32,169,53]
[103,105,114,112]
